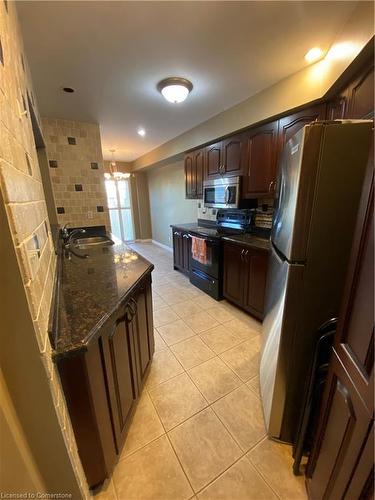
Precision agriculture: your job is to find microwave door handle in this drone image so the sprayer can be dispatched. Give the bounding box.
[225,186,230,204]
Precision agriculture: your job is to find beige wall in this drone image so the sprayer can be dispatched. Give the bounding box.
[42,117,110,229]
[132,1,374,171]
[0,2,88,497]
[147,159,197,247]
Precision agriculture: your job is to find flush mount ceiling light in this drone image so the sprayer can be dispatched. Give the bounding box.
[305,47,325,64]
[157,77,193,104]
[137,128,146,137]
[104,149,130,180]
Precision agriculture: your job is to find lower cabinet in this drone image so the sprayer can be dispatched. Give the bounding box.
[223,241,269,320]
[172,228,191,275]
[57,273,154,488]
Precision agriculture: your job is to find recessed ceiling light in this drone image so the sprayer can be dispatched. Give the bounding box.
[305,47,325,64]
[157,77,193,104]
[62,87,75,93]
[137,128,146,137]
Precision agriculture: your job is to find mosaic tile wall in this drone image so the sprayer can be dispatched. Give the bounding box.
[0,2,89,497]
[42,117,110,229]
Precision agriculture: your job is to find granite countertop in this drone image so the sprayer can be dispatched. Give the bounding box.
[51,236,153,361]
[222,234,271,252]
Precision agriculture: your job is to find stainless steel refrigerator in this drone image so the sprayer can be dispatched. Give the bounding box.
[260,120,372,444]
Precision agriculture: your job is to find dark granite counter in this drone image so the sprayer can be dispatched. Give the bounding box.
[222,234,270,252]
[51,237,153,360]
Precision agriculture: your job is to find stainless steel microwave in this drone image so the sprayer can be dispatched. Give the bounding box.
[203,176,241,209]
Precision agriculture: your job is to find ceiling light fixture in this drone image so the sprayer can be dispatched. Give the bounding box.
[137,128,146,137]
[105,149,130,180]
[304,47,325,64]
[157,77,193,104]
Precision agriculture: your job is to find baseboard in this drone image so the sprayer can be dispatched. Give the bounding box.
[152,239,173,252]
[134,238,152,242]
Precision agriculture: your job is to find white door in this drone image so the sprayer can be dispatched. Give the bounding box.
[105,179,134,242]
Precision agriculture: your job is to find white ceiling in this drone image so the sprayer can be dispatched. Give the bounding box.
[17,1,357,161]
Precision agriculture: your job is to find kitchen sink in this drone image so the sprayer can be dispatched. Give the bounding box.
[73,235,114,249]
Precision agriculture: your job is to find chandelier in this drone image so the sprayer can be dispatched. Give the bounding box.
[104,149,130,180]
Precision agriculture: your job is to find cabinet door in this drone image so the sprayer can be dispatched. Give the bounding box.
[181,232,191,275]
[102,307,138,452]
[278,103,326,150]
[205,142,222,179]
[243,121,279,197]
[172,229,183,269]
[222,133,246,176]
[132,280,154,388]
[185,153,195,199]
[347,65,374,119]
[195,149,204,198]
[243,249,269,319]
[223,243,244,306]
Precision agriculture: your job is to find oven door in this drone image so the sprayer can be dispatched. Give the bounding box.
[189,234,220,279]
[203,178,240,209]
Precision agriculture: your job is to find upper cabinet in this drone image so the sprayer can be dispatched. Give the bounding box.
[278,103,327,150]
[346,65,374,119]
[242,120,279,198]
[221,132,247,177]
[185,147,204,199]
[206,142,222,179]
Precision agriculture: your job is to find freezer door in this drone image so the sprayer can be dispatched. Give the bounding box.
[271,128,304,261]
[260,244,304,439]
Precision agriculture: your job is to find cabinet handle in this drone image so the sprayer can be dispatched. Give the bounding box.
[183,234,189,239]
[269,180,275,192]
[174,231,181,237]
[244,249,249,263]
[240,249,245,262]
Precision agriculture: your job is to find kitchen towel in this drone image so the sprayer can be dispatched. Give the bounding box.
[191,236,207,265]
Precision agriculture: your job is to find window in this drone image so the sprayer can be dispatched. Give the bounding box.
[105,178,134,242]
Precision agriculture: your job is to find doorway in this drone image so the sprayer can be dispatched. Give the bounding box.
[105,178,135,241]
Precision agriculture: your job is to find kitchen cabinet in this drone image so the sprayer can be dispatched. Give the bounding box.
[185,148,204,199]
[172,228,191,276]
[223,241,269,319]
[205,142,223,179]
[205,133,246,180]
[57,272,154,487]
[242,120,279,198]
[306,151,374,499]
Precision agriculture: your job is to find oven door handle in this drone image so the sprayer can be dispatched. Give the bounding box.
[188,234,217,245]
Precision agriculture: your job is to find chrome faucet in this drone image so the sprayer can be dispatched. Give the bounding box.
[62,226,88,259]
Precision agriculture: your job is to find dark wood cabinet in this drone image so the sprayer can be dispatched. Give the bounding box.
[172,228,191,276]
[307,151,374,499]
[223,241,269,320]
[205,142,222,179]
[242,120,279,198]
[278,103,326,151]
[57,272,154,488]
[221,132,246,177]
[185,148,204,199]
[347,65,374,119]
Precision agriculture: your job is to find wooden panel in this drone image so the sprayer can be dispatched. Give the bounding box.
[223,243,244,306]
[327,94,348,120]
[205,142,222,179]
[195,149,204,198]
[243,120,279,197]
[347,65,374,119]
[181,232,191,275]
[172,229,183,270]
[184,154,194,199]
[134,286,152,386]
[222,133,245,176]
[243,249,268,318]
[278,103,326,150]
[344,424,374,499]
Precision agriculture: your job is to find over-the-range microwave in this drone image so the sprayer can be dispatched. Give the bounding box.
[203,176,241,209]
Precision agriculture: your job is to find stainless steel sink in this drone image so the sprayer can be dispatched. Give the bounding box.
[73,235,114,249]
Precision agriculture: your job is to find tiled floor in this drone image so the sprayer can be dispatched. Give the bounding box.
[94,242,306,500]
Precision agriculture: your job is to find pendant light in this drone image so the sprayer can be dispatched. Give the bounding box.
[104,149,130,180]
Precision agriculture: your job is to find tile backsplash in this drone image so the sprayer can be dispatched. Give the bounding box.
[42,117,110,229]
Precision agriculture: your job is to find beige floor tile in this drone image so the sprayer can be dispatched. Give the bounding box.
[149,373,207,430]
[152,294,168,311]
[172,299,204,318]
[114,435,193,500]
[193,294,219,308]
[200,325,243,354]
[224,318,260,341]
[122,391,164,457]
[169,408,242,492]
[198,456,278,500]
[93,478,117,500]
[206,305,236,324]
[188,357,242,403]
[163,290,195,305]
[212,385,266,451]
[153,306,180,327]
[247,375,260,397]
[248,438,307,499]
[183,311,220,334]
[220,337,260,382]
[153,329,168,353]
[171,336,215,369]
[153,283,180,297]
[158,319,196,346]
[146,349,184,389]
